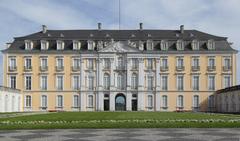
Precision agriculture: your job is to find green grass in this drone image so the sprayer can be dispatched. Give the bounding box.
[0,112,240,129]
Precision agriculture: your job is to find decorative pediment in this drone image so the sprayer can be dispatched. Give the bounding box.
[99,41,140,53]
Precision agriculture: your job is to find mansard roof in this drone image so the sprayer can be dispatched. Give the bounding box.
[2,29,238,54]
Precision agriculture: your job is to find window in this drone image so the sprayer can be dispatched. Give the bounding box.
[177,57,184,67]
[25,95,32,107]
[192,76,199,91]
[161,75,168,91]
[25,58,32,69]
[191,40,199,50]
[40,58,48,68]
[73,40,81,50]
[88,95,93,107]
[147,95,153,107]
[160,40,168,50]
[193,95,199,108]
[207,39,215,50]
[208,57,215,67]
[73,58,80,69]
[56,76,63,90]
[41,40,48,50]
[131,73,138,90]
[132,58,138,69]
[57,95,63,107]
[57,40,64,50]
[117,74,124,90]
[104,59,111,69]
[88,40,94,50]
[73,95,79,107]
[72,75,80,90]
[161,58,168,68]
[25,40,32,50]
[146,40,154,50]
[56,58,63,68]
[176,40,184,50]
[162,95,168,108]
[147,59,153,69]
[25,76,32,90]
[40,76,47,90]
[88,59,94,69]
[177,95,184,108]
[208,75,215,90]
[88,76,94,90]
[9,57,16,70]
[177,75,184,91]
[103,73,110,90]
[208,95,214,108]
[224,57,231,68]
[223,75,231,88]
[118,57,124,69]
[41,95,47,108]
[192,57,199,67]
[147,76,154,90]
[9,76,16,89]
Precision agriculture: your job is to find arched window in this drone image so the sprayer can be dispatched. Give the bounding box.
[162,95,168,108]
[117,74,124,90]
[103,73,110,90]
[25,95,32,107]
[193,95,199,108]
[131,73,138,90]
[177,95,184,108]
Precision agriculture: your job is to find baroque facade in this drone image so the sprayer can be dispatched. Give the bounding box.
[2,24,238,112]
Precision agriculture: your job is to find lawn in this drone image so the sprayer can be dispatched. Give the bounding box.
[0,112,240,129]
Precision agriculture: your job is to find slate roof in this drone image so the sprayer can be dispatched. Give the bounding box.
[2,29,238,54]
[216,85,240,94]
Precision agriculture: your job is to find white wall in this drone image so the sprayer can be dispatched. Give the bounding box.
[0,90,22,113]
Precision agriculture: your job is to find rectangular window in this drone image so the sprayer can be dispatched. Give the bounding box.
[25,58,32,69]
[56,58,63,68]
[73,75,80,90]
[147,76,154,90]
[88,59,94,69]
[88,76,94,90]
[9,58,16,69]
[208,58,215,67]
[132,58,138,69]
[162,95,168,108]
[147,59,153,69]
[41,41,48,50]
[193,95,199,108]
[104,59,111,69]
[56,76,63,90]
[147,95,153,107]
[208,75,215,90]
[161,76,168,91]
[192,76,199,91]
[73,41,80,50]
[117,75,123,90]
[177,75,184,91]
[177,58,184,67]
[41,58,48,68]
[57,41,64,50]
[73,95,79,107]
[131,74,138,90]
[25,76,32,90]
[9,76,16,89]
[73,58,80,68]
[57,95,63,107]
[88,95,93,107]
[25,95,32,107]
[223,75,231,88]
[162,58,168,68]
[192,58,199,67]
[224,58,231,69]
[40,76,47,90]
[177,95,184,107]
[41,95,47,108]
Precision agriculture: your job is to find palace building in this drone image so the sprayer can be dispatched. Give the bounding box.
[1,23,238,112]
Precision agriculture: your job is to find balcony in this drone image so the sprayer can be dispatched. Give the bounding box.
[8,66,17,72]
[115,66,126,71]
[160,66,169,72]
[191,66,200,71]
[145,66,154,71]
[207,66,216,71]
[24,66,32,71]
[72,66,80,72]
[39,66,48,72]
[176,66,185,71]
[55,66,64,72]
[222,66,232,72]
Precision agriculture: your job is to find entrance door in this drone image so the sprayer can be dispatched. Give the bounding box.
[132,99,137,111]
[104,99,109,111]
[115,94,126,111]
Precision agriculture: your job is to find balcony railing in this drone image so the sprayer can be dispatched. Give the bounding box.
[160,66,169,72]
[191,66,200,71]
[176,66,185,71]
[39,66,48,71]
[222,66,232,72]
[207,66,216,71]
[24,66,32,71]
[72,66,80,72]
[55,66,64,71]
[8,66,17,71]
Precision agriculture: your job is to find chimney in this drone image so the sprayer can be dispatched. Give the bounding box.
[180,25,184,34]
[42,25,47,33]
[98,23,102,30]
[139,23,143,30]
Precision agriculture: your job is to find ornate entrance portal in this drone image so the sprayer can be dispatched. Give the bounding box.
[115,94,126,111]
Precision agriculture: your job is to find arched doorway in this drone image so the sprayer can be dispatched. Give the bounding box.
[115,93,126,111]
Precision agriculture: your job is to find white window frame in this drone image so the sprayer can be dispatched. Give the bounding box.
[193,95,200,108]
[57,40,64,50]
[88,95,94,108]
[73,95,80,108]
[223,75,231,88]
[25,95,32,107]
[25,75,32,90]
[208,75,215,91]
[73,40,81,50]
[72,75,80,90]
[41,95,48,108]
[56,75,64,90]
[177,95,184,108]
[192,75,199,91]
[9,75,16,89]
[40,75,48,90]
[41,40,49,50]
[176,75,184,91]
[56,95,64,108]
[25,40,33,50]
[162,95,168,108]
[147,95,153,108]
[161,75,168,91]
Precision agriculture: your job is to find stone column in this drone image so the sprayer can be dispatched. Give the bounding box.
[80,59,85,91]
[126,92,132,111]
[110,92,115,111]
[98,59,103,91]
[97,92,104,111]
[155,92,161,111]
[80,93,86,111]
[138,58,145,111]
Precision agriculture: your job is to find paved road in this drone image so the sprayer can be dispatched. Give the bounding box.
[0,128,239,141]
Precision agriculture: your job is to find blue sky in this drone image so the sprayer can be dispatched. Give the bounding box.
[0,0,239,85]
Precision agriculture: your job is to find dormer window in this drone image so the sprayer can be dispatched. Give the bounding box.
[207,39,215,50]
[41,40,48,50]
[139,41,144,50]
[146,40,154,50]
[57,40,64,50]
[176,40,184,50]
[191,40,199,50]
[160,40,168,51]
[25,40,33,50]
[73,40,81,50]
[88,40,95,50]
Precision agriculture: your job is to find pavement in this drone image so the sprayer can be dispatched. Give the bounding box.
[0,128,239,141]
